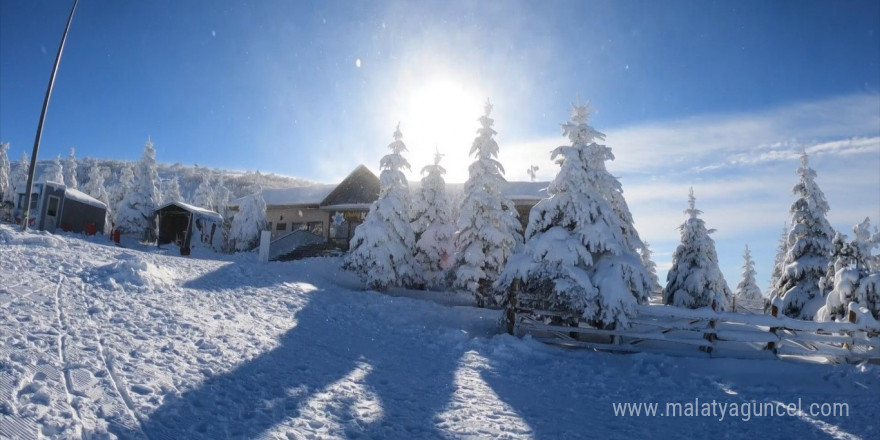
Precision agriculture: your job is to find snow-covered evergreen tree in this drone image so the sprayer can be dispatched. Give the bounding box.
[664,188,732,311]
[640,241,662,297]
[767,223,788,300]
[735,245,763,303]
[411,148,455,288]
[115,139,161,240]
[817,218,880,321]
[84,164,111,233]
[213,177,233,252]
[0,143,10,204]
[12,153,30,208]
[192,171,215,210]
[63,148,78,189]
[162,177,182,205]
[498,101,652,327]
[344,124,416,290]
[454,101,522,306]
[109,164,134,227]
[229,185,267,252]
[40,155,64,184]
[771,152,834,320]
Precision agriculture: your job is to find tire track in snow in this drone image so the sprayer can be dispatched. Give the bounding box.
[53,274,85,439]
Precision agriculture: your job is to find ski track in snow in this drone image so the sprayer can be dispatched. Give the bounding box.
[1,224,879,440]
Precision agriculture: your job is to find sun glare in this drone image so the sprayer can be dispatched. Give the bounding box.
[399,78,484,182]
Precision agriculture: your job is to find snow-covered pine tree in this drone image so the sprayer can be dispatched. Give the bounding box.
[411,148,455,288]
[498,101,652,328]
[115,139,161,240]
[0,143,10,204]
[162,177,182,205]
[344,124,416,290]
[12,153,30,209]
[767,223,788,300]
[229,185,267,252]
[816,218,880,321]
[41,155,64,184]
[664,188,732,311]
[771,152,834,320]
[109,164,134,227]
[640,240,662,298]
[193,171,215,210]
[735,245,763,308]
[454,100,522,307]
[63,148,78,189]
[212,177,233,252]
[84,164,111,233]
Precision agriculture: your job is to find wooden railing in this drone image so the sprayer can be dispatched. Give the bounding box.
[512,302,880,363]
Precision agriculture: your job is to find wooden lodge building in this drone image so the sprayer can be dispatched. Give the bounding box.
[232,165,548,254]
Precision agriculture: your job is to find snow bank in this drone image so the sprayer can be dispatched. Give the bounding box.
[93,252,176,290]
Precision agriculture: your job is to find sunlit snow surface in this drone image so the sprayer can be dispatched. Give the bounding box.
[0,224,878,439]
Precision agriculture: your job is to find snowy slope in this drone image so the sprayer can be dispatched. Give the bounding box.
[0,224,878,439]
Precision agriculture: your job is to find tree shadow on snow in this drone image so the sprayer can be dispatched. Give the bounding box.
[123,283,465,439]
[180,257,359,292]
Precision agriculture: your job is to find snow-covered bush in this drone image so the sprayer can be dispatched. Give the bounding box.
[498,101,651,328]
[411,149,455,288]
[664,188,732,311]
[344,124,416,290]
[64,148,78,189]
[115,139,161,240]
[454,101,522,306]
[771,152,834,320]
[817,218,880,321]
[229,186,267,252]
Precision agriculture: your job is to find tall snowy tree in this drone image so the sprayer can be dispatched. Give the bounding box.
[193,171,215,210]
[344,124,416,290]
[817,218,880,321]
[498,101,652,327]
[411,148,456,288]
[664,188,732,311]
[735,245,763,303]
[84,164,111,233]
[40,155,64,184]
[162,177,183,205]
[109,164,134,227]
[12,153,30,208]
[771,152,834,320]
[640,240,662,297]
[229,185,267,252]
[63,148,78,189]
[767,223,788,299]
[454,101,522,306]
[116,139,161,240]
[0,143,10,204]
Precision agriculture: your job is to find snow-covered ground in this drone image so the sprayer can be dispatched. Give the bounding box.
[1,224,878,440]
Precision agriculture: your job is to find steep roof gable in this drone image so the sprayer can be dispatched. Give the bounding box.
[319,165,380,208]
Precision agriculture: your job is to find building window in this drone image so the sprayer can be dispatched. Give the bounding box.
[267,222,273,231]
[291,222,305,231]
[276,222,287,231]
[307,221,323,236]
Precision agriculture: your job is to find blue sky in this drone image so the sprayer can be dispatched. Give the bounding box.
[1,0,879,290]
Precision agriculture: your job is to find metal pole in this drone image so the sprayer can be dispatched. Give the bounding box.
[20,0,79,231]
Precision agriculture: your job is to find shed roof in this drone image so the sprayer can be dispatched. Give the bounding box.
[156,201,223,223]
[65,188,108,210]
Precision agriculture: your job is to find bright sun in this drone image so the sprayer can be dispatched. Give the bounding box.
[399,78,484,182]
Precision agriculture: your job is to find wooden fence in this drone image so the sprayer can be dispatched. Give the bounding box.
[511,302,880,363]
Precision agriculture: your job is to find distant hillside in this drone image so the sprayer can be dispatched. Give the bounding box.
[21,157,313,204]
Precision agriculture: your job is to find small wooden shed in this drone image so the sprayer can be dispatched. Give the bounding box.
[14,181,106,234]
[155,201,223,254]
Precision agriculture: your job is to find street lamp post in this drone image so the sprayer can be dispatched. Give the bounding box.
[20,0,79,231]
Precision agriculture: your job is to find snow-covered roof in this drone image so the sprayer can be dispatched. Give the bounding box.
[157,201,223,223]
[65,187,107,210]
[422,181,549,202]
[230,184,337,208]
